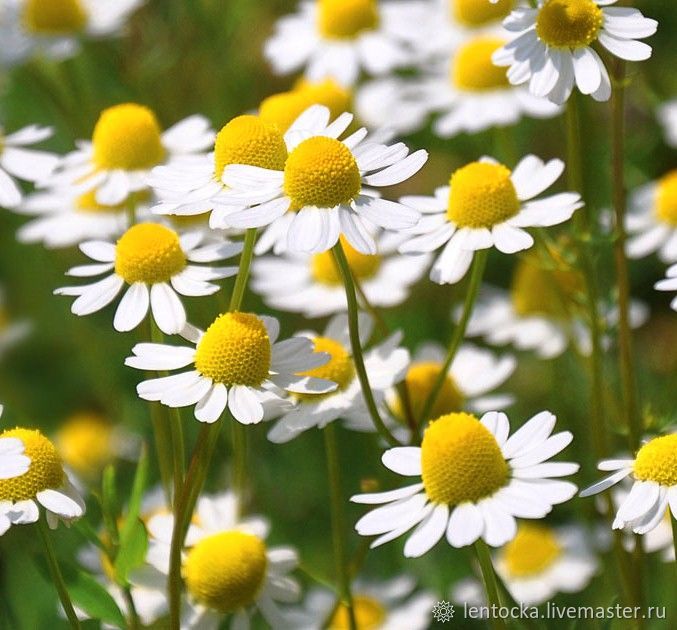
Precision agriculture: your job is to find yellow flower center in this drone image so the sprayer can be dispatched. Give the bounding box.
[114,223,186,284]
[213,115,288,179]
[447,162,519,229]
[452,37,510,92]
[536,0,603,49]
[23,0,87,35]
[501,524,562,577]
[76,190,150,215]
[284,137,361,210]
[92,104,166,171]
[0,428,64,501]
[297,337,355,401]
[633,434,677,487]
[183,531,268,614]
[329,595,386,629]
[55,412,114,478]
[318,0,379,40]
[656,170,677,227]
[311,238,381,285]
[421,412,509,505]
[194,313,271,387]
[452,0,513,27]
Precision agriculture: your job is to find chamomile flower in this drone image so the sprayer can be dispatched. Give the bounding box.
[264,0,421,87]
[493,0,658,105]
[352,410,579,556]
[626,171,677,263]
[54,224,241,335]
[399,155,582,284]
[251,234,430,317]
[0,124,58,208]
[580,431,677,536]
[126,312,337,425]
[266,313,409,443]
[655,264,677,312]
[47,104,213,206]
[0,426,85,533]
[658,100,677,148]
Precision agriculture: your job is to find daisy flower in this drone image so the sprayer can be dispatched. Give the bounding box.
[655,264,677,312]
[251,234,430,317]
[126,312,337,425]
[658,100,677,148]
[0,124,58,208]
[626,171,677,263]
[493,0,658,105]
[264,0,422,87]
[580,431,677,536]
[46,103,213,206]
[352,410,579,556]
[266,313,408,443]
[0,425,85,533]
[54,223,241,335]
[399,155,582,284]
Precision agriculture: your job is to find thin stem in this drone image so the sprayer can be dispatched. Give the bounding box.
[121,587,140,630]
[230,420,248,513]
[126,192,137,227]
[332,242,400,447]
[418,250,488,425]
[474,540,506,630]
[229,228,257,311]
[37,518,81,630]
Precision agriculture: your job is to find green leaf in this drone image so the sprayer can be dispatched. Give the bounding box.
[114,518,148,585]
[101,464,120,546]
[62,565,126,628]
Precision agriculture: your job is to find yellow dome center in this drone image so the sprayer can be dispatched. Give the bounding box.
[452,0,513,27]
[114,223,186,284]
[183,531,268,614]
[311,238,381,285]
[656,170,677,227]
[194,312,271,387]
[633,434,677,487]
[24,0,87,35]
[447,162,519,229]
[318,0,379,40]
[329,595,386,629]
[421,412,509,505]
[92,104,166,171]
[452,37,510,92]
[284,137,361,210]
[213,115,288,179]
[0,428,64,501]
[297,336,355,401]
[56,412,115,478]
[501,524,562,577]
[536,0,603,49]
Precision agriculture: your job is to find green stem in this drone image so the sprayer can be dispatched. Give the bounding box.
[126,192,137,227]
[37,518,81,630]
[230,420,248,513]
[418,250,488,425]
[474,540,506,630]
[121,587,140,630]
[332,242,400,447]
[229,228,257,311]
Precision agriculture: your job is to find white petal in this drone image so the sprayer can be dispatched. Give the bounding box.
[194,384,228,423]
[229,386,264,424]
[381,447,422,476]
[113,283,150,332]
[150,283,186,335]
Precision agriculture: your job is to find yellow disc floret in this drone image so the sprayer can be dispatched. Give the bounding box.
[536,0,603,49]
[114,223,186,284]
[24,0,87,35]
[183,531,268,614]
[298,337,355,400]
[421,412,509,505]
[447,162,520,229]
[656,170,677,227]
[633,434,677,487]
[318,0,379,40]
[213,115,288,179]
[0,428,64,501]
[329,595,386,629]
[56,412,115,478]
[194,312,271,386]
[311,237,381,285]
[452,0,513,27]
[501,524,562,577]
[92,104,165,171]
[284,137,361,210]
[452,37,510,92]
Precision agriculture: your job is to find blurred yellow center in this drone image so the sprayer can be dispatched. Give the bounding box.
[56,412,114,478]
[329,595,386,629]
[24,0,87,35]
[298,337,354,400]
[0,428,64,501]
[633,434,677,486]
[536,0,603,48]
[213,115,288,179]
[447,162,519,228]
[656,170,677,226]
[92,104,165,171]
[114,223,186,284]
[452,0,513,27]
[421,413,508,505]
[453,37,510,92]
[183,531,268,614]
[284,137,361,210]
[76,190,150,215]
[502,524,562,577]
[311,239,381,285]
[194,313,271,386]
[318,0,379,39]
